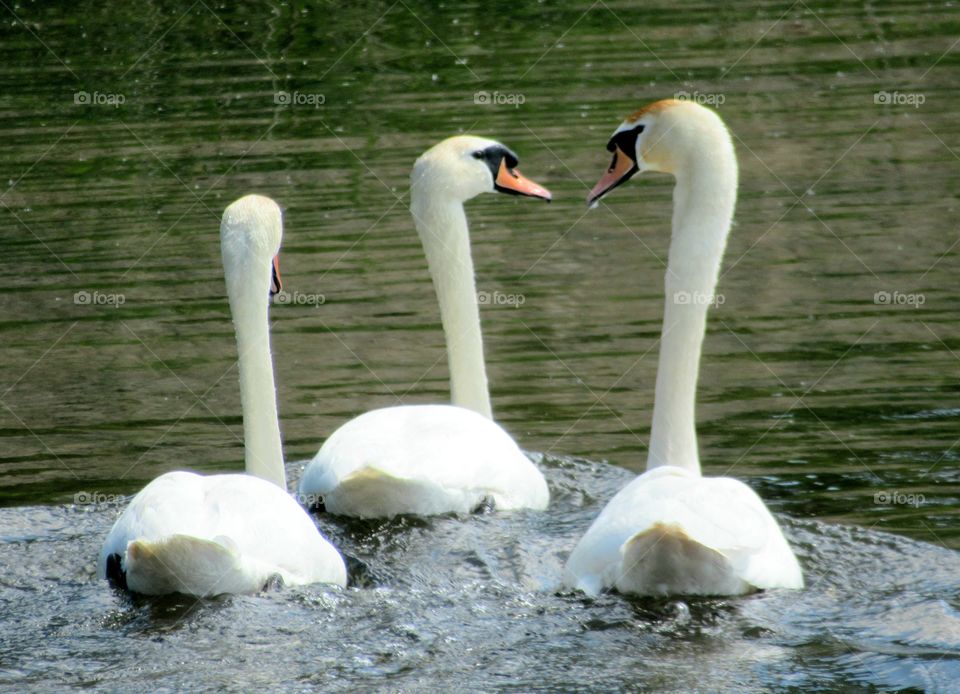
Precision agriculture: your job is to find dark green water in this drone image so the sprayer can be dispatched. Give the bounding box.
[1,1,959,691]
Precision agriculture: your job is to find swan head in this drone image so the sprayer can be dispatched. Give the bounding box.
[411,135,551,204]
[586,99,730,206]
[220,194,283,296]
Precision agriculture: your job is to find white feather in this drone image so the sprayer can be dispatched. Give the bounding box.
[300,405,548,518]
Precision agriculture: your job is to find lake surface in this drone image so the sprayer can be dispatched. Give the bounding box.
[1,1,959,691]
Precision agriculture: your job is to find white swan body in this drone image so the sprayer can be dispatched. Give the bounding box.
[564,100,803,597]
[299,404,547,517]
[300,136,551,518]
[565,467,801,596]
[98,195,346,595]
[98,471,345,595]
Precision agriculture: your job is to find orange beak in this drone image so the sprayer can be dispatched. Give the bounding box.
[270,255,282,295]
[587,145,639,206]
[494,159,552,201]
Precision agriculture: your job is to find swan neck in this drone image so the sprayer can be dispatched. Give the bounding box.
[228,269,286,489]
[647,149,737,475]
[411,193,493,419]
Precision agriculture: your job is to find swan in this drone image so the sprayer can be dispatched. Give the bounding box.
[563,100,803,597]
[298,136,551,518]
[97,195,347,596]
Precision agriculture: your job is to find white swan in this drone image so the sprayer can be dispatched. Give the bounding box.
[98,195,347,596]
[299,136,551,518]
[563,100,803,597]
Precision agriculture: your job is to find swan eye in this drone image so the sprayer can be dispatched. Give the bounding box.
[472,150,484,159]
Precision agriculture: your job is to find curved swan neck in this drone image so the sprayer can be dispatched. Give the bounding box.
[410,191,493,419]
[647,130,738,475]
[223,243,286,489]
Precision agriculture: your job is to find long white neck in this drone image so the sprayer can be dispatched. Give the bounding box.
[646,133,737,474]
[410,194,493,419]
[225,253,286,489]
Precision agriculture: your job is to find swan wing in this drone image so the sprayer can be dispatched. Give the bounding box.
[564,466,802,596]
[99,471,346,595]
[299,405,548,517]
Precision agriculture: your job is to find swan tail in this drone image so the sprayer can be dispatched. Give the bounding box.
[328,467,474,518]
[616,522,754,597]
[121,535,274,597]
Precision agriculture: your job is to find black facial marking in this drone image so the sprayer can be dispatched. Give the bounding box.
[605,124,645,161]
[472,495,496,514]
[473,144,520,188]
[589,124,645,205]
[270,262,281,296]
[105,553,128,591]
[262,573,285,592]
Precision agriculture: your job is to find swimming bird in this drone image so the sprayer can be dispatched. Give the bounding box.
[98,195,347,596]
[564,100,803,597]
[298,136,551,518]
